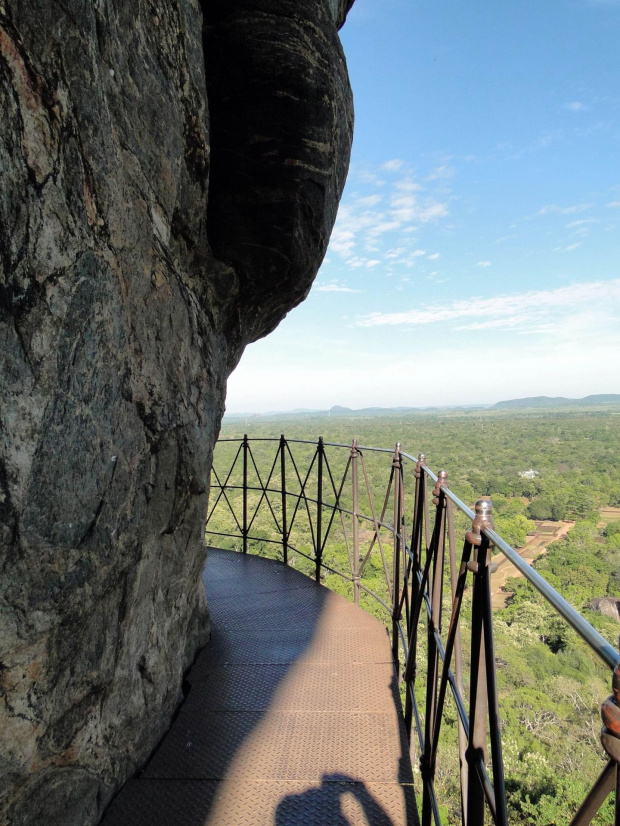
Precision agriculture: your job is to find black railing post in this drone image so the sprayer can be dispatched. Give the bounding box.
[391,443,402,667]
[280,435,288,565]
[316,437,324,582]
[404,452,426,742]
[242,433,248,554]
[351,439,360,605]
[446,494,469,822]
[421,470,448,826]
[465,500,490,825]
[465,498,508,826]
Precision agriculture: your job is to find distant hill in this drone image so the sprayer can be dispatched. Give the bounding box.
[493,394,620,409]
[328,405,423,417]
[224,395,620,420]
[224,403,490,420]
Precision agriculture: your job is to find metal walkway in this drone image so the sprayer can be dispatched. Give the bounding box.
[102,547,418,825]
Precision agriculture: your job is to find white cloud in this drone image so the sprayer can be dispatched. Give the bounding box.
[355,194,383,207]
[538,203,592,215]
[478,261,492,267]
[607,201,620,208]
[315,282,360,293]
[357,278,620,329]
[427,164,455,180]
[382,159,406,172]
[353,168,386,187]
[326,163,449,267]
[565,101,587,112]
[427,252,441,260]
[394,178,422,192]
[366,260,381,268]
[566,218,597,227]
[554,243,581,252]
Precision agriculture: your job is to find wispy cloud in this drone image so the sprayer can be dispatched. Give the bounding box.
[315,282,360,293]
[538,203,592,215]
[357,279,620,329]
[565,101,587,112]
[478,261,492,267]
[328,163,450,268]
[382,159,406,172]
[427,164,455,181]
[566,218,597,227]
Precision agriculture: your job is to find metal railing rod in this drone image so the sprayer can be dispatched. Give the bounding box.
[218,483,405,536]
[409,683,425,752]
[402,455,620,671]
[207,531,283,546]
[218,436,404,455]
[407,681,494,824]
[216,437,285,442]
[412,567,471,733]
[406,688,442,826]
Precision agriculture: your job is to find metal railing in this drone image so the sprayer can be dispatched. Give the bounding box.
[205,434,620,825]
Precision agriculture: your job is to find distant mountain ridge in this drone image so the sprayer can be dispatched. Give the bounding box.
[492,394,620,409]
[224,394,620,419]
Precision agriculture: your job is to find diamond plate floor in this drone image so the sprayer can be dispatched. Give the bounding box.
[101,548,418,825]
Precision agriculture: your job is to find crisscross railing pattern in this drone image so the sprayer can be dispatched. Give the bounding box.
[205,435,620,825]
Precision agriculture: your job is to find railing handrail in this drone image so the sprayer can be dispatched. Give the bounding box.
[212,435,619,671]
[206,433,620,826]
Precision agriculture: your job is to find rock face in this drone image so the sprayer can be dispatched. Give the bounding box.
[0,1,353,823]
[590,597,620,623]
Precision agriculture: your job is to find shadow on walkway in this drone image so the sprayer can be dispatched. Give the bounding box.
[101,549,418,825]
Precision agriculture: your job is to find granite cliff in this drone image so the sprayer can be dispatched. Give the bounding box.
[0,0,354,822]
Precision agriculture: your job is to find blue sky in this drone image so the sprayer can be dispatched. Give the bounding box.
[227,0,620,413]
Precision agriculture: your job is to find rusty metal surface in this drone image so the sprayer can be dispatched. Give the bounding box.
[184,662,399,713]
[101,548,417,825]
[189,625,393,674]
[102,779,417,826]
[142,709,411,782]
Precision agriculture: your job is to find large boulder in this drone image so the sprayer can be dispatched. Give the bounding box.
[0,0,353,822]
[590,597,620,623]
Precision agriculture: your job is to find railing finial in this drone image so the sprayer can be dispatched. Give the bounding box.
[392,441,402,468]
[432,469,448,506]
[466,498,494,546]
[415,452,426,479]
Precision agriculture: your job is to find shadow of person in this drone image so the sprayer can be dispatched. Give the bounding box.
[275,773,394,826]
